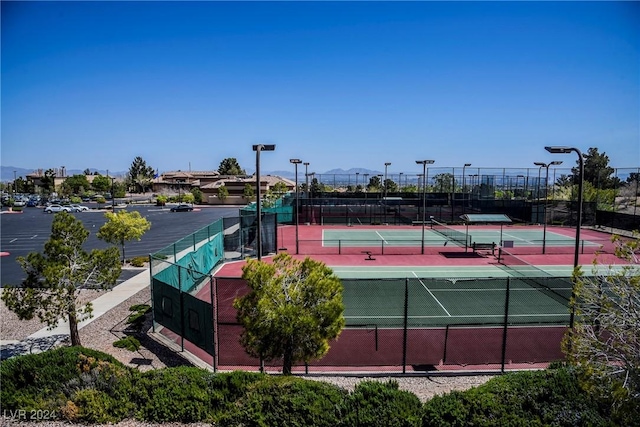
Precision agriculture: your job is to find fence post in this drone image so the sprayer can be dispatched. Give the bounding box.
[149,254,155,333]
[210,275,217,372]
[501,278,511,373]
[402,278,409,374]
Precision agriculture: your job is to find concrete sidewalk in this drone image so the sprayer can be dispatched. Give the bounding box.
[1,269,151,359]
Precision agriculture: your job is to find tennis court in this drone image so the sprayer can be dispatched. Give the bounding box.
[321,227,603,249]
[156,221,634,372]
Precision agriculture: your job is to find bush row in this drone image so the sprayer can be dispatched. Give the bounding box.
[0,347,622,426]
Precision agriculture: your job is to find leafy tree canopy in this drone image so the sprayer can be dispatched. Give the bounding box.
[91,175,111,193]
[61,174,91,196]
[234,253,344,374]
[97,210,151,263]
[128,156,156,193]
[218,158,245,175]
[571,147,620,189]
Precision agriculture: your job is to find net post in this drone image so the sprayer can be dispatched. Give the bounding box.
[501,277,511,373]
[402,277,409,374]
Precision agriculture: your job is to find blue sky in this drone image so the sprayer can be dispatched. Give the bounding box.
[2,1,638,176]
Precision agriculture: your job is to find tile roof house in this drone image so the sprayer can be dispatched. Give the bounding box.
[152,171,295,205]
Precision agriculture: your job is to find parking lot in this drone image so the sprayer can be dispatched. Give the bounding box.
[0,205,241,286]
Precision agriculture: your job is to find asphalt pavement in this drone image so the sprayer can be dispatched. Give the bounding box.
[0,204,241,286]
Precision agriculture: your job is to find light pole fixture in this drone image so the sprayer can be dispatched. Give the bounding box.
[545,146,583,329]
[416,160,435,254]
[534,161,563,254]
[252,144,276,260]
[462,163,471,213]
[290,159,302,254]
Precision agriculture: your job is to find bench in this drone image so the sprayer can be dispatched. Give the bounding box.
[361,251,376,261]
[472,242,496,255]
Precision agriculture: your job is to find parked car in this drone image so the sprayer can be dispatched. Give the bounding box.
[26,199,38,207]
[13,199,26,207]
[44,204,73,213]
[69,204,90,212]
[170,204,194,212]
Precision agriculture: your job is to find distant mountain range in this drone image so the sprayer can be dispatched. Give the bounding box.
[1,166,383,182]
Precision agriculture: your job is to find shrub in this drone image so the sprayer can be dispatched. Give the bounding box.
[342,380,422,427]
[128,256,148,267]
[113,336,141,352]
[223,375,348,427]
[422,368,614,427]
[1,347,133,419]
[126,304,151,330]
[133,367,219,422]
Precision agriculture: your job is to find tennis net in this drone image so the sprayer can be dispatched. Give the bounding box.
[498,248,573,306]
[431,219,470,248]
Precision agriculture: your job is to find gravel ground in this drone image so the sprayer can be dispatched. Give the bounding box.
[2,278,495,426]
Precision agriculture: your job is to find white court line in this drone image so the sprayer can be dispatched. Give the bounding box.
[375,231,388,243]
[9,238,17,243]
[345,313,569,319]
[501,232,534,245]
[413,272,451,316]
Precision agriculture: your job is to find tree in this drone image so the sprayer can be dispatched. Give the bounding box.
[243,183,255,200]
[571,147,620,189]
[97,210,151,263]
[1,212,121,346]
[217,185,229,201]
[61,174,91,195]
[92,175,111,193]
[128,156,156,193]
[383,179,398,193]
[190,187,203,204]
[563,234,640,423]
[234,253,344,375]
[432,173,454,193]
[367,176,382,192]
[40,168,57,194]
[218,158,245,175]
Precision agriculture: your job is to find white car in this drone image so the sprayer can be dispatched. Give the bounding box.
[70,204,90,212]
[44,204,73,213]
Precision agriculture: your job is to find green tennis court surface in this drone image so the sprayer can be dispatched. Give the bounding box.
[334,264,637,328]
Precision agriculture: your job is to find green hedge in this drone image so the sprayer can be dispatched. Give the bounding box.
[1,347,621,425]
[422,368,615,427]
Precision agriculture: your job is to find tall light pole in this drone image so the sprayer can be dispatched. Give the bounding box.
[355,172,360,190]
[290,159,302,254]
[384,162,391,223]
[252,144,276,260]
[303,162,310,223]
[416,160,435,254]
[13,170,17,196]
[545,146,583,329]
[399,172,403,191]
[462,163,471,214]
[534,161,563,254]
